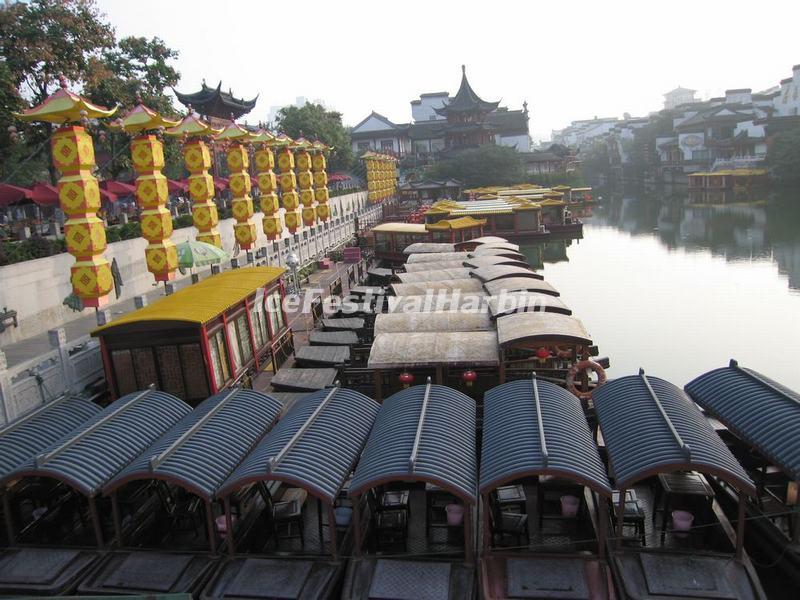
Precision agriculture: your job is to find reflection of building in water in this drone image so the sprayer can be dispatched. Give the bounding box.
[519,238,574,269]
[593,195,800,290]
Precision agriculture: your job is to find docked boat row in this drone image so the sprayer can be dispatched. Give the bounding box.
[2,361,797,598]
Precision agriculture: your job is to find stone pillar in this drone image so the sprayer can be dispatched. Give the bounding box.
[48,328,76,394]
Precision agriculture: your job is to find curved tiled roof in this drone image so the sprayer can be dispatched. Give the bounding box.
[594,372,755,494]
[481,378,611,496]
[350,383,477,503]
[685,361,800,481]
[496,312,591,347]
[4,390,191,495]
[0,398,101,482]
[218,387,379,503]
[104,389,282,499]
[470,265,542,283]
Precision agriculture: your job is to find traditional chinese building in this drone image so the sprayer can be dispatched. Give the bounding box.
[174,80,257,123]
[434,65,501,150]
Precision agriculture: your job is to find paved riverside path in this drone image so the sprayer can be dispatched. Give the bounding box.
[0,259,362,370]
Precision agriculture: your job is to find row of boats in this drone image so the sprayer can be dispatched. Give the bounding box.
[0,236,797,599]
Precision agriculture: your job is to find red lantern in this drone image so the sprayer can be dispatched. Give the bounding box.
[399,371,414,388]
[535,347,551,363]
[462,370,477,387]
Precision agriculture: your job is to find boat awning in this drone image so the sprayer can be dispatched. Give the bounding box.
[406,252,470,264]
[92,267,285,334]
[484,277,559,297]
[404,260,468,272]
[3,390,191,495]
[487,292,571,318]
[463,256,530,269]
[685,360,800,481]
[471,242,520,253]
[350,382,477,503]
[481,378,612,496]
[0,398,101,482]
[368,331,500,369]
[496,312,591,347]
[386,293,487,313]
[218,387,379,503]
[103,389,282,499]
[374,311,494,335]
[403,242,455,254]
[471,265,542,283]
[390,279,484,296]
[394,268,473,283]
[594,372,755,495]
[468,236,509,245]
[467,248,526,260]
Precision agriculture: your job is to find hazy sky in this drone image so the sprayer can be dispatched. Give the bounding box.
[97,0,799,141]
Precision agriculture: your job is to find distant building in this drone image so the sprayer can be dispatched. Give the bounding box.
[350,66,530,159]
[551,117,619,148]
[663,86,698,110]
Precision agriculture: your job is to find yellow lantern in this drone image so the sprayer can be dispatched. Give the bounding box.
[215,119,257,249]
[273,134,301,233]
[165,111,222,248]
[114,100,180,282]
[14,77,117,307]
[311,140,330,221]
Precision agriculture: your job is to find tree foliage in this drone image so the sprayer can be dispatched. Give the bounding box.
[0,0,181,184]
[425,145,525,187]
[274,103,354,171]
[767,126,800,185]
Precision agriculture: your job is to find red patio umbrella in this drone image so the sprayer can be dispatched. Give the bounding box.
[100,180,136,196]
[213,176,228,192]
[30,182,60,206]
[99,187,118,203]
[0,183,33,207]
[167,178,189,193]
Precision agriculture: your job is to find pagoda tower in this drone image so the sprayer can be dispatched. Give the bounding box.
[434,65,500,150]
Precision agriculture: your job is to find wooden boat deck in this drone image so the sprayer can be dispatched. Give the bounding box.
[309,330,359,346]
[270,367,339,392]
[295,345,351,368]
[345,557,475,600]
[0,546,102,596]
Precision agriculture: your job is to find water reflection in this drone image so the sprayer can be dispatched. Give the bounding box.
[518,188,800,390]
[588,189,800,290]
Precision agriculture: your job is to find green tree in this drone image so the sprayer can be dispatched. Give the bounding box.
[0,0,113,104]
[425,145,525,187]
[767,126,800,185]
[84,36,181,179]
[274,103,353,171]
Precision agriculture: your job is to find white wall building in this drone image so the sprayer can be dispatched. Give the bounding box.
[663,87,698,110]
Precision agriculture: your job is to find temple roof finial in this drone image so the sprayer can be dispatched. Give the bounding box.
[461,64,466,75]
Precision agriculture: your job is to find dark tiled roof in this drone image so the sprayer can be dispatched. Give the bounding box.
[594,372,755,494]
[104,389,282,499]
[487,109,529,136]
[676,104,755,131]
[174,81,257,119]
[521,152,563,163]
[218,387,379,503]
[4,390,191,495]
[0,398,101,482]
[350,382,477,502]
[481,378,611,496]
[685,361,800,481]
[434,66,500,116]
[409,121,446,140]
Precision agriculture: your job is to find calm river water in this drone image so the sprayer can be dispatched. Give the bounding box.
[522,188,800,391]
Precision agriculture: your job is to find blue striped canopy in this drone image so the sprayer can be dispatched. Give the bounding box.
[594,372,754,494]
[686,361,800,481]
[218,387,379,503]
[481,378,611,496]
[104,389,282,499]
[350,383,477,503]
